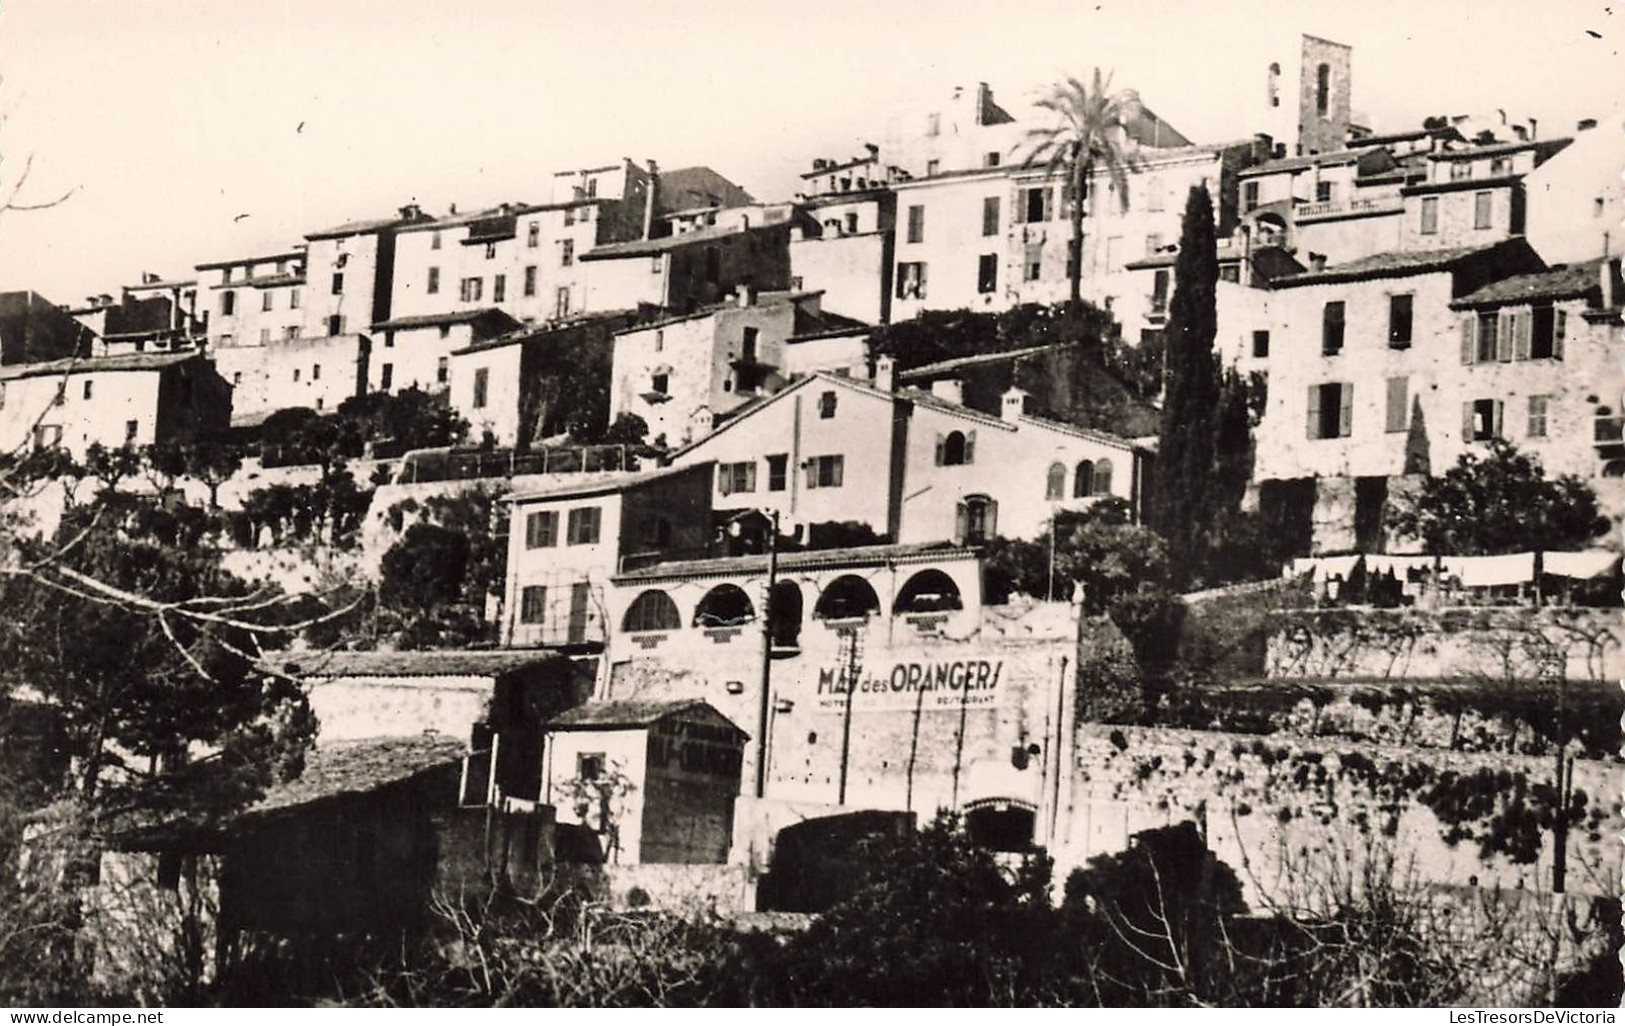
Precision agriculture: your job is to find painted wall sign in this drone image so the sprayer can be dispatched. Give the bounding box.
[812,659,1005,712]
[646,716,745,780]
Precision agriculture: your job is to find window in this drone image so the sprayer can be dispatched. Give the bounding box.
[484,242,497,260]
[926,158,940,176]
[1018,186,1053,223]
[1451,161,1472,182]
[290,288,301,309]
[650,372,668,395]
[554,286,571,320]
[1045,462,1066,499]
[1474,311,1500,363]
[906,205,925,244]
[1252,329,1270,358]
[493,274,506,303]
[431,230,442,250]
[260,328,271,344]
[328,314,345,335]
[473,367,489,408]
[1385,376,1409,433]
[1316,181,1335,204]
[124,420,138,444]
[262,291,274,312]
[982,196,1000,236]
[1307,381,1353,439]
[439,325,450,340]
[232,372,242,386]
[1473,191,1493,229]
[1092,458,1113,495]
[623,590,680,632]
[427,267,440,294]
[525,510,558,549]
[654,330,664,353]
[1527,394,1551,438]
[1151,269,1170,312]
[1243,181,1260,213]
[437,356,449,385]
[1388,294,1413,347]
[1463,398,1502,441]
[527,221,540,248]
[1219,265,1241,283]
[331,273,344,295]
[718,461,757,496]
[561,239,575,266]
[818,390,837,418]
[936,429,975,466]
[984,151,1001,168]
[1073,459,1094,497]
[524,265,537,297]
[1144,233,1163,258]
[81,379,93,400]
[586,178,598,198]
[577,752,605,781]
[519,585,547,624]
[1490,157,1511,177]
[380,363,393,390]
[220,291,236,316]
[312,363,321,381]
[223,267,234,284]
[1025,243,1043,282]
[960,494,997,543]
[1315,63,1330,115]
[34,424,61,449]
[1321,301,1345,355]
[767,453,788,491]
[806,454,844,488]
[845,212,859,234]
[896,261,927,300]
[1420,196,1439,235]
[293,368,301,383]
[1530,303,1565,359]
[567,506,602,545]
[977,254,998,294]
[650,254,663,274]
[460,277,483,302]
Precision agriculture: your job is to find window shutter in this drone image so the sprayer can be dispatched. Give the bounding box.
[1094,459,1112,495]
[985,498,999,538]
[1338,383,1353,437]
[964,430,976,464]
[934,433,945,465]
[1493,400,1504,439]
[718,464,731,496]
[1512,310,1530,360]
[918,262,928,298]
[1306,385,1322,440]
[954,502,968,546]
[804,460,817,488]
[831,457,844,487]
[745,461,757,491]
[1554,310,1566,360]
[1042,188,1054,221]
[1462,401,1476,441]
[1012,190,1025,225]
[1386,377,1408,433]
[1497,313,1513,362]
[1460,317,1475,365]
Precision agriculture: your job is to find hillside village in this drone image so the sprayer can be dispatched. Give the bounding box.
[2,31,1624,1007]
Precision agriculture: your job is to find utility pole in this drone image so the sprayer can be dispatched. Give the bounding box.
[836,627,863,804]
[753,510,780,799]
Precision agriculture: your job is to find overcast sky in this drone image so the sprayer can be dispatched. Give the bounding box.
[0,0,1619,304]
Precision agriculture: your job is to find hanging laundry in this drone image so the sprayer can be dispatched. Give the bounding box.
[1455,551,1536,588]
[1542,549,1620,580]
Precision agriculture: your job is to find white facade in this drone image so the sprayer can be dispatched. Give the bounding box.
[1525,114,1625,264]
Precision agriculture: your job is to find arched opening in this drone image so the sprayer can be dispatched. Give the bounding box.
[693,583,756,628]
[964,799,1036,852]
[957,495,998,544]
[813,574,882,621]
[1604,460,1625,479]
[1092,457,1114,496]
[1073,460,1094,498]
[894,569,963,614]
[1045,462,1066,500]
[769,580,803,649]
[622,589,681,632]
[942,430,968,466]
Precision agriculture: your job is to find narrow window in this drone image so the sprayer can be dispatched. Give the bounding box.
[1473,191,1493,230]
[1252,330,1270,358]
[1388,294,1413,347]
[818,390,837,418]
[1243,181,1259,213]
[906,205,924,244]
[1527,394,1551,438]
[977,254,998,294]
[1476,311,1499,363]
[1322,301,1345,355]
[220,291,236,316]
[1420,196,1439,235]
[493,274,506,303]
[524,265,537,297]
[982,196,1000,236]
[525,511,558,548]
[262,291,273,312]
[473,367,489,408]
[561,239,575,267]
[1315,63,1330,116]
[520,585,547,624]
[767,453,788,491]
[82,380,93,400]
[380,363,393,390]
[331,273,344,295]
[1385,376,1408,433]
[527,221,540,248]
[437,356,449,385]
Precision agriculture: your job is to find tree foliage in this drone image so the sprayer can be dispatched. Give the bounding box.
[1388,439,1608,555]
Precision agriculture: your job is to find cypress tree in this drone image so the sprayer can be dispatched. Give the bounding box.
[1151,185,1223,585]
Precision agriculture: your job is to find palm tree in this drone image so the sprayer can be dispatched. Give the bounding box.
[1019,69,1144,304]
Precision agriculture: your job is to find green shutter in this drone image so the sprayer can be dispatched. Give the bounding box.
[1497,313,1513,362]
[1460,316,1475,365]
[1306,385,1322,440]
[1338,383,1353,437]
[1462,401,1476,441]
[1512,309,1530,360]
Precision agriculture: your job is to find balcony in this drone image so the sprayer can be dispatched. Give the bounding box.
[1295,196,1403,222]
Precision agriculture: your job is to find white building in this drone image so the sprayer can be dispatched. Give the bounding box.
[1524,112,1625,264]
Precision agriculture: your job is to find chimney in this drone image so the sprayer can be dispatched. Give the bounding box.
[736,284,757,308]
[873,354,896,392]
[642,159,661,240]
[399,202,422,221]
[930,377,964,405]
[1309,252,1328,272]
[1603,257,1618,310]
[1528,117,1538,140]
[865,142,879,159]
[1252,133,1274,162]
[1001,386,1029,422]
[448,202,457,215]
[1577,117,1597,132]
[975,82,993,125]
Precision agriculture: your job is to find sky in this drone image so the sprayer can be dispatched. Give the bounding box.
[0,0,1619,305]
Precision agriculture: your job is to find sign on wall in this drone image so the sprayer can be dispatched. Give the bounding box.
[811,658,1007,713]
[646,715,745,781]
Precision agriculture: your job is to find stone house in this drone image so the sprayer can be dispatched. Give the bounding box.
[367,307,520,396]
[579,221,794,315]
[195,248,307,351]
[1524,111,1625,264]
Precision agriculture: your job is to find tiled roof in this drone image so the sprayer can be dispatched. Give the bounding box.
[372,308,520,332]
[798,189,894,209]
[899,387,1016,430]
[1269,242,1509,289]
[236,273,305,290]
[1450,259,1608,309]
[124,278,197,291]
[195,249,304,272]
[452,310,639,356]
[614,541,977,583]
[505,462,708,504]
[287,648,567,679]
[249,736,469,815]
[0,350,200,381]
[1427,137,1572,162]
[1018,413,1138,451]
[579,222,786,261]
[789,304,868,340]
[1237,148,1364,178]
[549,699,735,731]
[898,343,1065,381]
[306,213,433,241]
[1401,174,1522,196]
